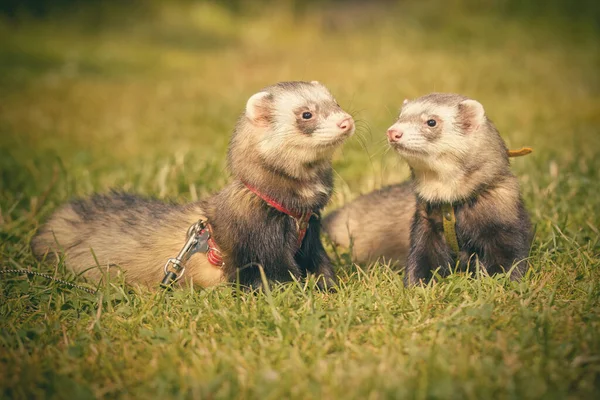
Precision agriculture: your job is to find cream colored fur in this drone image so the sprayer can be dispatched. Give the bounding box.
[32,202,224,288]
[323,183,415,265]
[389,96,506,203]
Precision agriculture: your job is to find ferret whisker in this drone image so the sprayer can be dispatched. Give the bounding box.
[370,144,393,159]
[348,108,367,118]
[354,131,368,145]
[331,167,352,199]
[384,104,398,119]
[352,134,370,157]
[354,120,373,141]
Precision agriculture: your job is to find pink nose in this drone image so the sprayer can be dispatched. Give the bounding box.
[387,128,403,142]
[337,117,354,131]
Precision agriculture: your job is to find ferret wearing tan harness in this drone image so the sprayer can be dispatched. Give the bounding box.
[324,93,532,284]
[33,81,355,290]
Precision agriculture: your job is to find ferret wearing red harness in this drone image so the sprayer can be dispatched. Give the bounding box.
[32,81,355,290]
[324,93,532,284]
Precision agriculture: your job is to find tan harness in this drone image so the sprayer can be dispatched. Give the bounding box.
[441,147,532,253]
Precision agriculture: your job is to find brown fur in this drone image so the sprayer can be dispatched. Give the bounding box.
[324,93,532,283]
[32,81,355,289]
[323,182,415,264]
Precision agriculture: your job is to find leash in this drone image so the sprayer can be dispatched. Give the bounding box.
[0,268,97,294]
[160,219,223,288]
[441,146,532,253]
[160,182,315,287]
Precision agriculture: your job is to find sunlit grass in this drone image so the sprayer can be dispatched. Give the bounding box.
[1,1,599,398]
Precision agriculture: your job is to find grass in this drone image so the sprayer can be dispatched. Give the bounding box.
[1,1,600,398]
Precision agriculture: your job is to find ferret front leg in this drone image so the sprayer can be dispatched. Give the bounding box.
[404,212,452,285]
[479,232,530,281]
[297,243,337,291]
[405,244,434,286]
[296,218,337,291]
[229,247,304,291]
[405,211,435,285]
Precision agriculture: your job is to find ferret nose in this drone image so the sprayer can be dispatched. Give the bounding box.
[387,127,403,142]
[337,117,354,131]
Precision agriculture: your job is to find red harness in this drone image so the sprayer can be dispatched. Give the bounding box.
[244,182,314,246]
[203,224,224,267]
[204,182,314,267]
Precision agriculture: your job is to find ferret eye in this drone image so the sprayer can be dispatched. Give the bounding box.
[302,112,313,120]
[426,119,437,127]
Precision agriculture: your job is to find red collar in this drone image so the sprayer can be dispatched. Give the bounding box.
[243,182,313,246]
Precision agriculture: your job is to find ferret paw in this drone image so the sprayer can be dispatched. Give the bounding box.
[315,274,338,292]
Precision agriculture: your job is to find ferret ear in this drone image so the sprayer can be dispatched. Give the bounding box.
[245,91,271,123]
[402,98,409,105]
[311,80,320,85]
[458,99,485,133]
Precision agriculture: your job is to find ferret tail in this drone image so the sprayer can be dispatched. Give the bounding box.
[31,192,210,285]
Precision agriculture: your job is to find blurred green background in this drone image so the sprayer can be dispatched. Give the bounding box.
[1,1,599,398]
[1,0,598,206]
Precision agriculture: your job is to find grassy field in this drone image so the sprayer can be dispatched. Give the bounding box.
[1,1,600,398]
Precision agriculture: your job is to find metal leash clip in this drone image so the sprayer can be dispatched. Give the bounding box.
[160,219,210,288]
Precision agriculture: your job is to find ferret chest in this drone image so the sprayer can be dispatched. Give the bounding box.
[419,203,445,232]
[418,201,480,253]
[419,197,506,253]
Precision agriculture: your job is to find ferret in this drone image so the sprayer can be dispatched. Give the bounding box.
[324,93,532,285]
[323,182,415,264]
[32,81,355,290]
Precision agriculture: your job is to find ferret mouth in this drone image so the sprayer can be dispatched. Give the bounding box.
[389,141,426,156]
[317,132,352,148]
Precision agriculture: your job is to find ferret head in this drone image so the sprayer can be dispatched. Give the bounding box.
[387,93,510,202]
[228,81,354,181]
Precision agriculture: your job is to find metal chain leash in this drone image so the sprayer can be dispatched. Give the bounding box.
[0,269,98,295]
